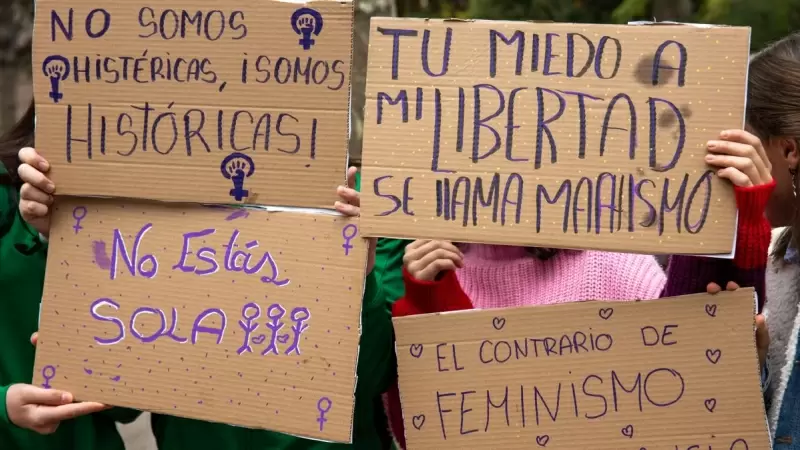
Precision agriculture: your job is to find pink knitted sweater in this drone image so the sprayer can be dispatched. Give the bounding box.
[454,245,666,308]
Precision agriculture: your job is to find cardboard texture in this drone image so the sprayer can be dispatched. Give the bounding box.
[393,289,770,449]
[360,19,750,254]
[32,198,367,442]
[32,1,353,208]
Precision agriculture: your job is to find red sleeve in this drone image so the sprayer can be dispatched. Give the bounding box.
[730,179,775,311]
[391,268,473,317]
[386,269,473,449]
[661,180,775,303]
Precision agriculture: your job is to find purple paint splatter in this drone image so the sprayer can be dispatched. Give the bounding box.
[92,241,111,270]
[225,210,250,221]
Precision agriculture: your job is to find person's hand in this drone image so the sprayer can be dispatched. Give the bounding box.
[5,384,108,434]
[334,167,376,274]
[17,147,54,237]
[706,129,773,188]
[706,281,770,367]
[403,240,464,281]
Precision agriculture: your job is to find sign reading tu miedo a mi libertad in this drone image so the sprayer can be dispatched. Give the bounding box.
[360,19,750,255]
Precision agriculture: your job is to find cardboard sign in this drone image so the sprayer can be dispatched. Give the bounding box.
[33,198,366,442]
[360,20,750,254]
[393,289,769,449]
[32,2,353,207]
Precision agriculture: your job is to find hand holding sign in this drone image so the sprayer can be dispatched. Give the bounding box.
[17,147,54,237]
[403,240,464,281]
[705,129,773,188]
[5,384,108,435]
[335,167,376,273]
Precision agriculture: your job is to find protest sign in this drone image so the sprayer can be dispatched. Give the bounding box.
[360,19,750,254]
[32,1,353,207]
[32,198,367,442]
[393,289,769,449]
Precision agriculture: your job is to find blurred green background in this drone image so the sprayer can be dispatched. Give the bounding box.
[400,0,800,51]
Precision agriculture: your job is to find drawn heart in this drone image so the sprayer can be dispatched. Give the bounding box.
[705,304,717,317]
[706,349,722,364]
[621,425,634,438]
[409,344,424,358]
[599,308,614,320]
[704,398,717,412]
[536,435,550,447]
[492,317,506,330]
[412,414,425,430]
[251,334,266,345]
[277,334,290,344]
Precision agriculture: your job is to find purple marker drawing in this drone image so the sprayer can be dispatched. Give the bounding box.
[92,241,112,270]
[72,206,87,234]
[535,435,550,447]
[705,304,717,317]
[704,398,717,412]
[225,210,250,221]
[41,365,56,389]
[316,397,332,431]
[237,302,262,355]
[409,344,423,358]
[341,224,357,256]
[262,304,286,356]
[285,307,311,355]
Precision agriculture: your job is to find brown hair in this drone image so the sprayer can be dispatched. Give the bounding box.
[0,101,34,187]
[747,33,800,262]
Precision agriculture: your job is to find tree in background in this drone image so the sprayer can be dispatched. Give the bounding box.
[409,0,799,51]
[0,0,32,132]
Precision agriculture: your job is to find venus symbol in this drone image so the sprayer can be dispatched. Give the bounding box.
[341,224,357,256]
[42,55,70,104]
[221,153,255,201]
[72,206,87,234]
[316,397,332,431]
[41,365,56,389]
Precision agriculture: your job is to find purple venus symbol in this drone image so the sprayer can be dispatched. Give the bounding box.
[72,206,87,234]
[42,55,70,103]
[220,152,255,201]
[41,365,56,389]
[341,224,357,256]
[316,397,332,431]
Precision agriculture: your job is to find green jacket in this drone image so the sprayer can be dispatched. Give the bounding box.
[0,166,128,450]
[151,172,410,449]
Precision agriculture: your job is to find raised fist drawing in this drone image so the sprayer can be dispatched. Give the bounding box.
[298,16,314,33]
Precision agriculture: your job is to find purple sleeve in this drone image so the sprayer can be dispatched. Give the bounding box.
[660,255,725,298]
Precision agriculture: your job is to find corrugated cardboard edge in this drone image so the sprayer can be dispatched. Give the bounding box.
[750,289,773,444]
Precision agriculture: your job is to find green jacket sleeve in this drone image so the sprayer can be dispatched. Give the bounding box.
[0,384,10,426]
[353,172,410,396]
